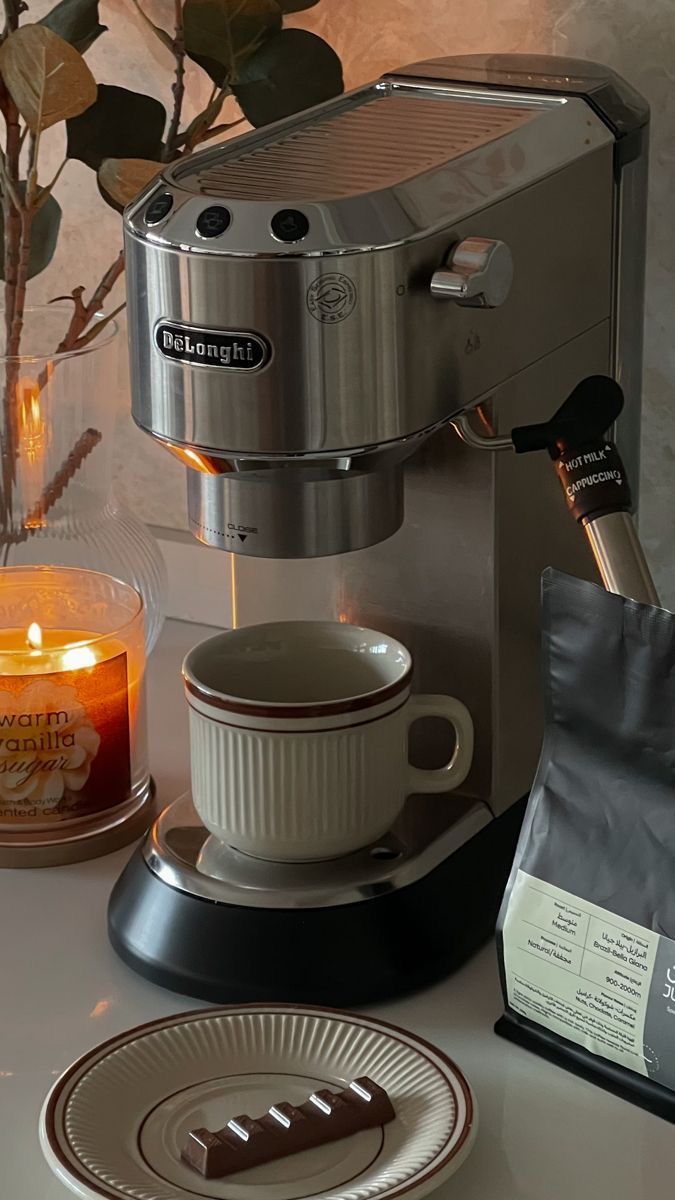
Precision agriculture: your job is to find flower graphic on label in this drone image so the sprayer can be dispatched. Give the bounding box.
[0,680,101,804]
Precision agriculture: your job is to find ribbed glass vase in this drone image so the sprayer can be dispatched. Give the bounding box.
[0,306,166,651]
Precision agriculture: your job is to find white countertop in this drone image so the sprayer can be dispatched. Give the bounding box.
[1,618,673,1198]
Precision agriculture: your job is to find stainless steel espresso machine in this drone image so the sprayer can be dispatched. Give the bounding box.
[109,54,650,1004]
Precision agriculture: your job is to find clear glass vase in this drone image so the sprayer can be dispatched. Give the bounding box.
[0,305,166,652]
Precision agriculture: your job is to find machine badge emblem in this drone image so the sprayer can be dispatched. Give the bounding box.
[306,274,357,323]
[155,321,270,370]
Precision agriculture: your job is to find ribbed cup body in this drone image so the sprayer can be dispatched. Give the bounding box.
[188,697,409,861]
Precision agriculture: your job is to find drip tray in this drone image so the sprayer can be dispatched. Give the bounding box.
[144,791,492,910]
[108,792,525,1003]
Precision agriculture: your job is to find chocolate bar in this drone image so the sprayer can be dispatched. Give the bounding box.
[181,1076,395,1179]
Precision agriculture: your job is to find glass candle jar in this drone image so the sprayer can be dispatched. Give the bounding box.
[0,565,153,865]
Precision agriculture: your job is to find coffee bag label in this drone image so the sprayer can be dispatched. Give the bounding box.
[503,869,675,1090]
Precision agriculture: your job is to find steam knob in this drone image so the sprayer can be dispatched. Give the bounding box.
[430,237,513,308]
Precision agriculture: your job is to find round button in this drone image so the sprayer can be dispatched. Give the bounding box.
[144,193,173,226]
[196,205,231,239]
[271,209,309,243]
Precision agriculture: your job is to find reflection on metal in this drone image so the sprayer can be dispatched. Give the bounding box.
[124,55,648,821]
[450,411,514,452]
[144,792,492,910]
[187,461,405,557]
[585,511,660,606]
[192,90,535,201]
[430,238,514,308]
[89,998,113,1020]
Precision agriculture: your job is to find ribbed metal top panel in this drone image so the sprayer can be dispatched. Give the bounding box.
[183,89,536,201]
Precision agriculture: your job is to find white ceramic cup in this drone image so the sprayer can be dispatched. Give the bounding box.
[184,621,474,862]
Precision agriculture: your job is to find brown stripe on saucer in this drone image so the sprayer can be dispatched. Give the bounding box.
[183,666,412,719]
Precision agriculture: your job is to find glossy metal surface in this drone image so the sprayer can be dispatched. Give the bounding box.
[190,86,535,202]
[449,410,514,451]
[430,237,514,307]
[584,511,660,605]
[122,55,648,814]
[125,87,609,256]
[187,460,405,556]
[228,324,609,817]
[611,143,649,505]
[126,145,614,462]
[145,790,491,909]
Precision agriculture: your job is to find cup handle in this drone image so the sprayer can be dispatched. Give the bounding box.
[406,694,474,794]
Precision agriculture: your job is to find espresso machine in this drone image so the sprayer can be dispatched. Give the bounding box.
[109,54,650,1004]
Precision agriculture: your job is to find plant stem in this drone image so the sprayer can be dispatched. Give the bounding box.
[8,129,40,358]
[3,104,21,343]
[53,251,125,356]
[186,116,245,148]
[1,0,21,39]
[1,427,102,563]
[4,427,102,546]
[182,87,231,152]
[0,93,22,527]
[2,0,23,338]
[1,0,35,533]
[7,249,124,547]
[163,0,186,160]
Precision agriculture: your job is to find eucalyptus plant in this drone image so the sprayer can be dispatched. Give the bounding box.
[0,0,342,532]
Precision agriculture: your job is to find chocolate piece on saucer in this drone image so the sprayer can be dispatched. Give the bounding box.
[181,1076,395,1179]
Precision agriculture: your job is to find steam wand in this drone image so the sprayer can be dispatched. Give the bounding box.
[451,375,660,607]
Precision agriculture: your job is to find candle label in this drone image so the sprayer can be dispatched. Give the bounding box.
[0,652,131,825]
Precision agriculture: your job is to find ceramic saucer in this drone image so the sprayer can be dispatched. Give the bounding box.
[40,1003,476,1200]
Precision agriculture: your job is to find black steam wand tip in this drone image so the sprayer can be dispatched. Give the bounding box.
[511,374,624,458]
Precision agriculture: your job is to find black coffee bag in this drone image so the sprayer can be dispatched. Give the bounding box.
[496,568,675,1120]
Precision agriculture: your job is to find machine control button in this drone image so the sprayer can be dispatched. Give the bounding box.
[430,237,513,308]
[271,209,309,243]
[196,205,231,239]
[145,193,173,225]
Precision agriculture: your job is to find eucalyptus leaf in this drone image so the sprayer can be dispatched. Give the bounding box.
[66,85,166,170]
[98,157,163,212]
[0,186,61,280]
[40,0,107,54]
[0,24,97,132]
[233,28,343,126]
[184,0,281,87]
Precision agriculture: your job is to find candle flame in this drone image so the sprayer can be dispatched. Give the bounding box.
[26,621,43,650]
[62,644,97,670]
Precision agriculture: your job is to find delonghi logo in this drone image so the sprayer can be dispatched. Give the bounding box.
[306,274,357,324]
[155,322,270,370]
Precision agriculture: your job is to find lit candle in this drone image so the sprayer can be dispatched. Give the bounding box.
[0,567,149,839]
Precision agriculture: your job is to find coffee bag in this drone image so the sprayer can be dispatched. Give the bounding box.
[497,568,675,1120]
